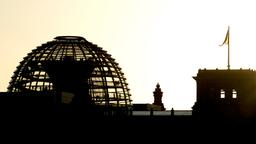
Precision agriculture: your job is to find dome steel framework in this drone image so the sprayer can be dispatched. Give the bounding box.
[8,36,132,109]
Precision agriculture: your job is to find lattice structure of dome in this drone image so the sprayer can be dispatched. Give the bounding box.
[7,36,132,110]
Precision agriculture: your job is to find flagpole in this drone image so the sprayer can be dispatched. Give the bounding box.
[227,26,230,70]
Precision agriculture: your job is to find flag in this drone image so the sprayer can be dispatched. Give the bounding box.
[220,26,229,46]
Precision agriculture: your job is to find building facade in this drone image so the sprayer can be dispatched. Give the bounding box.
[193,69,256,118]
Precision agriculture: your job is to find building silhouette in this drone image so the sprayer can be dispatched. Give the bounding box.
[132,83,165,111]
[2,36,132,115]
[2,35,256,129]
[193,69,256,119]
[153,83,165,110]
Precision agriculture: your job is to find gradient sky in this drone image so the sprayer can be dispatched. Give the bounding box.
[1,0,256,110]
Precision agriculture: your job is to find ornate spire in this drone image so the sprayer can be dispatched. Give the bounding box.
[153,83,165,110]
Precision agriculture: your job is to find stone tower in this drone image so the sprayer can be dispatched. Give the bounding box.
[193,69,256,118]
[153,83,165,111]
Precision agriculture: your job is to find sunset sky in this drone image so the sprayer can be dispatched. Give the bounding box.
[1,0,256,110]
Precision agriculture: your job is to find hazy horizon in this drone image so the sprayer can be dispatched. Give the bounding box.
[1,0,256,110]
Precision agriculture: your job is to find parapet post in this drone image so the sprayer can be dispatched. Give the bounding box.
[150,108,153,116]
[171,108,174,116]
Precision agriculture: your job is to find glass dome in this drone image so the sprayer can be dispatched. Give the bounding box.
[8,36,132,109]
